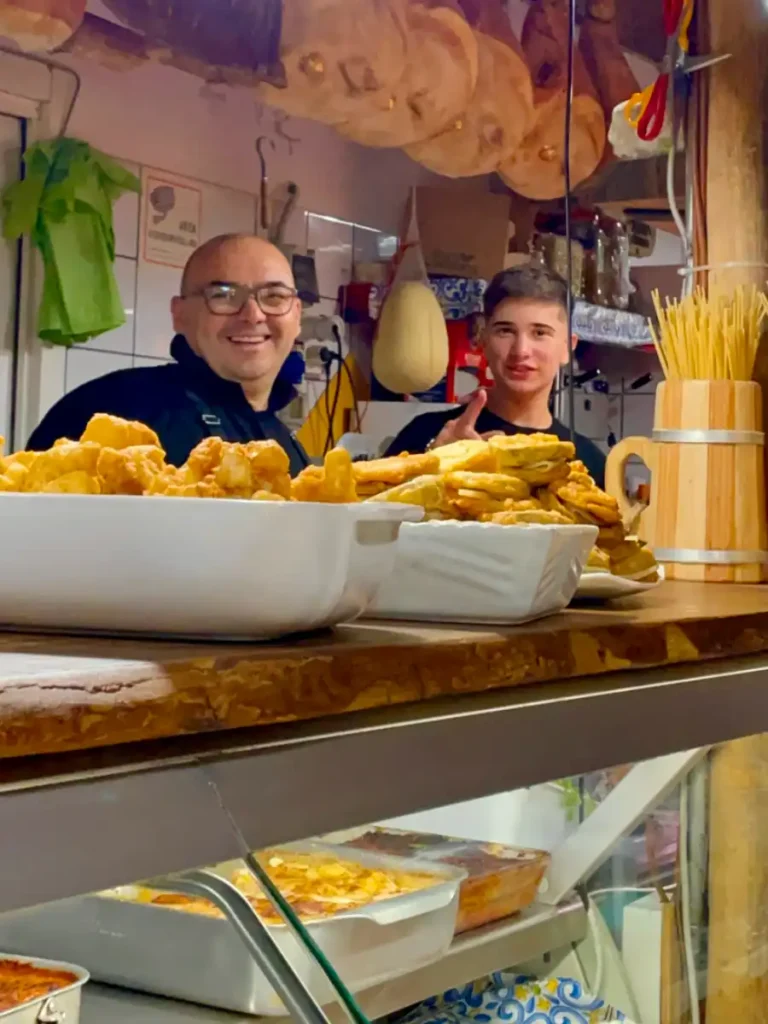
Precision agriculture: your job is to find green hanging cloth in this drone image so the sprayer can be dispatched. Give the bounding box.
[1,137,141,346]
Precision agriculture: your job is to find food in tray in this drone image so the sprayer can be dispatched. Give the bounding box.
[109,849,438,925]
[290,447,357,503]
[0,958,78,1011]
[343,827,550,934]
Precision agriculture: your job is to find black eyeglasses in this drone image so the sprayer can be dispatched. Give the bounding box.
[185,281,298,317]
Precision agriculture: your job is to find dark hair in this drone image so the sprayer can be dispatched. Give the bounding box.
[483,265,568,319]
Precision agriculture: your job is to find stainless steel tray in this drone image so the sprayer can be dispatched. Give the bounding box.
[0,843,464,1017]
[0,952,89,1024]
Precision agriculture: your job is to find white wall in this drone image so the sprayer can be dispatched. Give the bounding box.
[0,115,21,442]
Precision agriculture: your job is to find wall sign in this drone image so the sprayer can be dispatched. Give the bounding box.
[142,171,202,269]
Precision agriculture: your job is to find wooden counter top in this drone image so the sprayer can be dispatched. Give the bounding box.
[2,581,768,760]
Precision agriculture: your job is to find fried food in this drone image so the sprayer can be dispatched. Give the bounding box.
[585,546,612,574]
[23,441,102,492]
[366,474,444,516]
[485,507,573,526]
[80,412,161,450]
[432,439,498,474]
[97,446,166,495]
[444,472,530,501]
[353,452,439,496]
[489,433,576,468]
[609,538,659,580]
[291,448,358,503]
[176,437,292,498]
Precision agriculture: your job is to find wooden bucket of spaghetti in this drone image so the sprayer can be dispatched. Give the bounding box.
[606,287,768,582]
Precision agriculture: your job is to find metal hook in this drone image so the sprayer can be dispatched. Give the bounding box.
[256,136,275,233]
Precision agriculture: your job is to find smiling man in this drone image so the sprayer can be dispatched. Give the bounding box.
[27,234,309,472]
[385,265,606,487]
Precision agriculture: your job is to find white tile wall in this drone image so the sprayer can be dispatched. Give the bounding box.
[65,348,133,393]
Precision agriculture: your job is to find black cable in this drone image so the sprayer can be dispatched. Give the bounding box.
[322,361,334,454]
[340,358,360,433]
[564,0,577,444]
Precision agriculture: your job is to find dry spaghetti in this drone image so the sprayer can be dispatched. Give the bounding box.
[651,286,768,381]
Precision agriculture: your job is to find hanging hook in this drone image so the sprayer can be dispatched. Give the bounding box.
[256,135,275,234]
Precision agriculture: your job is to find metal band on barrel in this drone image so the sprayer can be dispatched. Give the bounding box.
[655,547,768,565]
[652,429,764,445]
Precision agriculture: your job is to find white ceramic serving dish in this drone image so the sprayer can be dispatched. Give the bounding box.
[0,843,464,1016]
[0,952,89,1023]
[366,520,598,624]
[575,564,664,600]
[0,495,422,639]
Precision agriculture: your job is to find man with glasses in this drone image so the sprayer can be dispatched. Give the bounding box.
[27,234,309,472]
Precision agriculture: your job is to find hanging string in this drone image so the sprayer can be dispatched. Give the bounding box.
[564,0,577,443]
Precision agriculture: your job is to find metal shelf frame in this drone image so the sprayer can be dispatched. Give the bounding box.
[2,653,768,914]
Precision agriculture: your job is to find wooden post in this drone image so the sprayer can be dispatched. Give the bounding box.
[704,0,768,1019]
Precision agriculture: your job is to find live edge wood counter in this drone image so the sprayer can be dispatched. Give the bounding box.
[1,580,768,761]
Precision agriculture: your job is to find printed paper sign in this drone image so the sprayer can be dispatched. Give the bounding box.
[143,173,202,269]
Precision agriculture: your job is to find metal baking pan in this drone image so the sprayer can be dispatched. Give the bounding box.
[0,843,465,1016]
[0,952,89,1023]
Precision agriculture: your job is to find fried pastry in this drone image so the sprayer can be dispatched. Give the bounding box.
[42,471,101,494]
[97,445,166,495]
[353,452,439,494]
[366,474,444,516]
[432,439,498,474]
[585,546,611,574]
[485,507,573,525]
[609,539,659,580]
[443,471,530,501]
[80,413,161,451]
[291,448,358,503]
[489,433,576,468]
[23,441,102,492]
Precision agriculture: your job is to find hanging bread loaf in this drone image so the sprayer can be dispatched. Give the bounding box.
[373,281,449,395]
[257,0,410,126]
[500,0,605,199]
[405,31,533,177]
[579,0,640,160]
[101,0,283,84]
[335,2,478,149]
[0,0,84,51]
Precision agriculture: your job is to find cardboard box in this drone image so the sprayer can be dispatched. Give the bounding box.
[411,187,510,281]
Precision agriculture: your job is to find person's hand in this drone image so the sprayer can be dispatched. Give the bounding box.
[429,389,488,449]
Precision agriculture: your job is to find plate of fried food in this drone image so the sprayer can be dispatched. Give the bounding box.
[0,415,421,639]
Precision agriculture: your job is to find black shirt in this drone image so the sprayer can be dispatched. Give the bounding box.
[385,406,606,488]
[28,335,309,474]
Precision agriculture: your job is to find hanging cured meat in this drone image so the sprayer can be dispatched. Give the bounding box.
[334,2,479,149]
[257,0,410,126]
[500,0,606,199]
[0,0,84,51]
[100,0,283,84]
[405,29,534,177]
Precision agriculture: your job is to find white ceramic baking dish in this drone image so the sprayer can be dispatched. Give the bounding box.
[0,495,422,639]
[0,844,465,1016]
[367,520,598,624]
[0,952,89,1023]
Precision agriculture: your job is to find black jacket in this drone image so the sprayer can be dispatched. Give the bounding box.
[28,335,309,474]
[385,406,606,488]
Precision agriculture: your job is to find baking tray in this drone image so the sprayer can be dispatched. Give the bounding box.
[343,827,550,933]
[0,843,465,1017]
[0,496,421,639]
[0,952,89,1023]
[367,520,597,623]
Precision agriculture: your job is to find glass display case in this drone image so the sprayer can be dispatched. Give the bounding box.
[1,649,766,1024]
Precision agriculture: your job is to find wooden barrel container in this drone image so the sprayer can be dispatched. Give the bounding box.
[605,379,767,582]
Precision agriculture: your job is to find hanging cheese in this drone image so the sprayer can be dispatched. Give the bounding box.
[335,3,479,149]
[257,0,409,126]
[0,0,84,51]
[405,30,534,177]
[373,281,449,395]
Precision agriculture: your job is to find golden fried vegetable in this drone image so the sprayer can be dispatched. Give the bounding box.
[80,413,161,451]
[42,471,101,495]
[366,474,443,514]
[443,471,530,501]
[488,433,576,468]
[291,448,358,503]
[353,451,439,489]
[97,446,166,495]
[23,441,102,492]
[432,439,498,474]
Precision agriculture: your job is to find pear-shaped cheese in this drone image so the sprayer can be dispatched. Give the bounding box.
[373,281,449,394]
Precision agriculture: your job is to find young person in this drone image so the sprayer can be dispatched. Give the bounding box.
[385,265,605,486]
